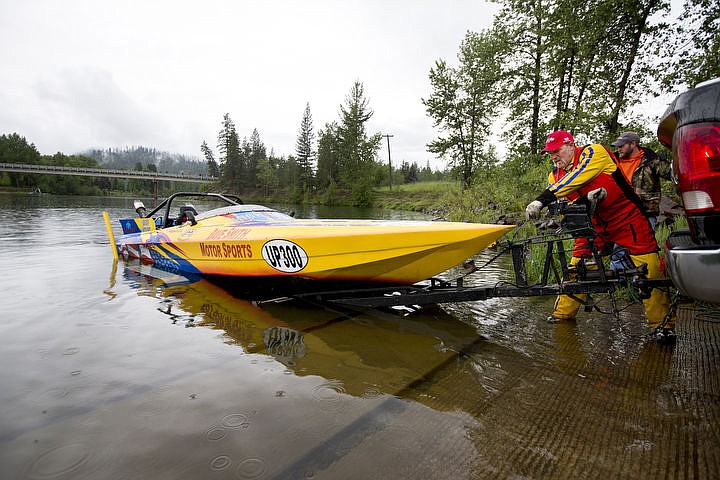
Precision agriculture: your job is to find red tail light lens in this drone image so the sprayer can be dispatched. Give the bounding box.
[675,123,720,213]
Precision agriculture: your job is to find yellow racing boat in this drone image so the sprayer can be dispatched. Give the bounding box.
[104,192,513,285]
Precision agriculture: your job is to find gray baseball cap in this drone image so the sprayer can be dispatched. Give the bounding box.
[611,131,641,147]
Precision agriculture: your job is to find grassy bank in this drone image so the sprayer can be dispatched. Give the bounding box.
[373,161,548,224]
[372,181,458,214]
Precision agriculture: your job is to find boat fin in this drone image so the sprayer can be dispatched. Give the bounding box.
[102,211,119,261]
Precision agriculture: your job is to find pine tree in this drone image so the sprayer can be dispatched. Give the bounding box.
[316,122,341,189]
[247,129,265,188]
[337,81,381,187]
[201,141,220,178]
[295,102,316,191]
[217,113,241,188]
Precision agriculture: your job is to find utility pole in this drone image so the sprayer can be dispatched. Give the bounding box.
[382,134,394,190]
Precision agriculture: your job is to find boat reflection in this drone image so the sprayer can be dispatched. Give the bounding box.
[118,260,504,412]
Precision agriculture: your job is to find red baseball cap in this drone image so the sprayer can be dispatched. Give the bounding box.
[542,130,574,152]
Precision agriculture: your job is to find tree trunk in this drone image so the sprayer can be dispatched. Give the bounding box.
[606,0,659,134]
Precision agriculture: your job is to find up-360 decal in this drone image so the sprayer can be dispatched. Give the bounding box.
[262,239,308,273]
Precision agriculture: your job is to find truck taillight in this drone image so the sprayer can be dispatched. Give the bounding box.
[675,123,720,213]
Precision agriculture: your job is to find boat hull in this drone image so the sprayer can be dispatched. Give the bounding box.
[117,212,513,284]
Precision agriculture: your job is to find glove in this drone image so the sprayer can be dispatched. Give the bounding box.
[525,200,543,220]
[586,187,607,217]
[586,187,607,203]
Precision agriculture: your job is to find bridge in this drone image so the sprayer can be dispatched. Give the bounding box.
[0,162,217,202]
[0,162,214,183]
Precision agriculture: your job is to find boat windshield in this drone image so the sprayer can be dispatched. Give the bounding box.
[195,205,295,223]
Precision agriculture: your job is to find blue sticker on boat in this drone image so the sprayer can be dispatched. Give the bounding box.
[262,239,308,273]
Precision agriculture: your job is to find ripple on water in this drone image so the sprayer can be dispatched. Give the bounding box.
[312,379,348,413]
[205,426,228,442]
[235,457,266,479]
[220,413,251,429]
[25,443,90,479]
[209,455,232,471]
[312,379,345,400]
[33,382,124,409]
[206,412,253,441]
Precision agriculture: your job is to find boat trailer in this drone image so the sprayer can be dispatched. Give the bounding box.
[295,203,675,310]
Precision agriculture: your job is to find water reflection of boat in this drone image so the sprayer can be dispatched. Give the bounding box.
[121,261,499,407]
[106,192,513,285]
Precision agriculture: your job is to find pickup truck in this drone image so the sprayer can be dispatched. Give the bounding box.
[657,78,720,304]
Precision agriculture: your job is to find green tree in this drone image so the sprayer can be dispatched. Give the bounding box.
[490,0,671,155]
[418,161,435,182]
[491,0,548,158]
[247,128,265,189]
[660,0,720,91]
[316,122,341,189]
[239,136,251,187]
[256,158,278,197]
[592,0,669,135]
[0,133,41,164]
[201,140,220,178]
[400,161,419,183]
[38,153,100,195]
[217,113,241,188]
[423,30,503,189]
[276,155,299,193]
[0,133,42,188]
[337,81,381,189]
[295,102,316,191]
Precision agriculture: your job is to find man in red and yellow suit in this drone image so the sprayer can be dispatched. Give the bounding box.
[526,130,676,342]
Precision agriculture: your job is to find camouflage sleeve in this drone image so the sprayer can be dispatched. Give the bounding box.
[655,154,672,180]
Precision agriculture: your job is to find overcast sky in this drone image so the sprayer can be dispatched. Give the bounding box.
[0,0,503,168]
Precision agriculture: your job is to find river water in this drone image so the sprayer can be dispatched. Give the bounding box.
[1,194,717,479]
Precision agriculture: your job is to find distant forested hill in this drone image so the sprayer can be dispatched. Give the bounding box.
[82,146,207,176]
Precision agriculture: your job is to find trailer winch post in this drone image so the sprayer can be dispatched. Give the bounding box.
[541,241,556,285]
[556,240,570,277]
[510,243,528,287]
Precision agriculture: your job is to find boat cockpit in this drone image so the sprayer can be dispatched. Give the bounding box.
[119,192,295,235]
[133,192,244,230]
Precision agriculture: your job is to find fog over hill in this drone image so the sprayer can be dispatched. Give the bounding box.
[82,146,207,175]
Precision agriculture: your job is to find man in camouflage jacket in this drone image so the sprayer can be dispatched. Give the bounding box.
[611,131,672,230]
